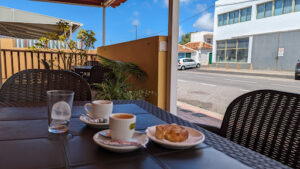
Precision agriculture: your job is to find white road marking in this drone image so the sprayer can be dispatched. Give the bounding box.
[198,83,217,87]
[240,89,250,92]
[272,84,300,89]
[178,80,217,87]
[224,78,257,84]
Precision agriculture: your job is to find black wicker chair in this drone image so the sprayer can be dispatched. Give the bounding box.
[89,65,112,84]
[0,69,91,102]
[199,90,300,168]
[84,60,100,66]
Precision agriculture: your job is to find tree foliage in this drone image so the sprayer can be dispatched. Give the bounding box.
[179,33,191,45]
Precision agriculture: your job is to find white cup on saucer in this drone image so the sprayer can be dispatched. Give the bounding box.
[84,100,113,119]
[109,113,136,141]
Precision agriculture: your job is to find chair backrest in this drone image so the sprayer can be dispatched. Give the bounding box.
[89,65,112,84]
[41,59,50,70]
[84,61,100,66]
[0,69,91,102]
[220,90,300,168]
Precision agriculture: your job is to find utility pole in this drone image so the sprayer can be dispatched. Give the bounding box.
[134,25,138,40]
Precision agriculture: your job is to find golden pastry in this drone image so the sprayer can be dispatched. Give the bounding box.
[155,124,189,142]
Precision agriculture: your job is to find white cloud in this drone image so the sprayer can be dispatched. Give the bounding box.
[133,11,139,17]
[195,4,207,12]
[132,19,139,26]
[153,0,158,3]
[193,13,214,30]
[179,26,184,37]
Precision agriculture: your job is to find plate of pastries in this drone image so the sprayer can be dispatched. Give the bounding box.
[146,124,205,149]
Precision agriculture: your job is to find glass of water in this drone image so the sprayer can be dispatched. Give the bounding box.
[47,90,74,133]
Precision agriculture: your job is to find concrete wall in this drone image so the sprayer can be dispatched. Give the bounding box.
[199,49,211,65]
[97,36,168,110]
[252,30,300,71]
[213,0,300,64]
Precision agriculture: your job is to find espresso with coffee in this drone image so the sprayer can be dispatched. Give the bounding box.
[113,114,134,119]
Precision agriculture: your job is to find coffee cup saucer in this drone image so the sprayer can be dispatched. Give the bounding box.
[93,129,148,153]
[79,114,109,129]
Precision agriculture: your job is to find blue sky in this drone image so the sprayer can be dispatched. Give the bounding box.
[0,0,215,47]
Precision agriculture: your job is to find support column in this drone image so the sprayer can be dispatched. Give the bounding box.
[103,7,106,46]
[166,0,179,114]
[0,40,2,86]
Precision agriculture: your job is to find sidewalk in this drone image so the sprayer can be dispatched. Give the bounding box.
[177,101,222,128]
[191,67,294,79]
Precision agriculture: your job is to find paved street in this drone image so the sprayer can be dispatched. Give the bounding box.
[177,69,300,117]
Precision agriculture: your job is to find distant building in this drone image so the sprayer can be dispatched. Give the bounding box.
[191,31,213,44]
[213,0,300,71]
[178,44,198,60]
[178,31,213,65]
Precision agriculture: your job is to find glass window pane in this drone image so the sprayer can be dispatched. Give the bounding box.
[218,15,223,26]
[186,53,191,58]
[226,49,236,62]
[229,12,234,24]
[238,38,249,48]
[217,41,226,49]
[265,2,273,17]
[246,7,252,20]
[296,0,300,11]
[257,4,265,19]
[216,50,225,62]
[227,40,237,48]
[234,10,239,23]
[240,8,246,22]
[274,0,283,15]
[283,0,292,13]
[237,49,248,62]
[223,13,228,25]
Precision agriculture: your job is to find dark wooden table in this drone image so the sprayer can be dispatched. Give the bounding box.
[0,101,291,169]
[73,66,93,75]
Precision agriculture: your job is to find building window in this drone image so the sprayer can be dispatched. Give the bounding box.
[283,0,292,13]
[258,0,300,19]
[223,13,228,25]
[218,15,223,26]
[246,7,252,20]
[216,38,249,63]
[274,0,283,15]
[296,0,300,11]
[186,53,191,58]
[218,6,252,26]
[257,2,273,19]
[240,8,246,22]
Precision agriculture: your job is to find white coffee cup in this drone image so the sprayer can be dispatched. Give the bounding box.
[109,113,136,141]
[84,100,113,119]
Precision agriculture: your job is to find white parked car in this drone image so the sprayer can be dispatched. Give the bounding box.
[178,58,201,70]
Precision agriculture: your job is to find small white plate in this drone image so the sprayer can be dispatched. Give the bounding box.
[79,115,109,129]
[93,130,149,153]
[146,125,205,149]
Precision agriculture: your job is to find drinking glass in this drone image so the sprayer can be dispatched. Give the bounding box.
[47,90,74,133]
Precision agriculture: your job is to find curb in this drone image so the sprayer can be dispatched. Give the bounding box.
[190,69,294,79]
[177,101,223,120]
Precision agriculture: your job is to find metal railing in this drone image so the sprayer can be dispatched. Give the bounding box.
[0,49,97,83]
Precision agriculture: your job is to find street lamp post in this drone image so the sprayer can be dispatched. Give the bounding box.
[134,25,138,40]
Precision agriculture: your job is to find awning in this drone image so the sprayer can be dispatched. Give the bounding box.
[0,6,82,39]
[32,0,127,8]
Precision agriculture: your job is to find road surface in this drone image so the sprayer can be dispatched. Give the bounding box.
[177,70,300,116]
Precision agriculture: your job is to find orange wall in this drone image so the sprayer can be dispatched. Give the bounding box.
[97,36,168,109]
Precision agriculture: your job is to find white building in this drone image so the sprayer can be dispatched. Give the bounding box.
[213,0,300,70]
[191,31,213,44]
